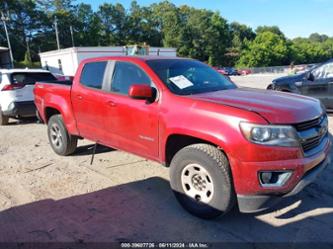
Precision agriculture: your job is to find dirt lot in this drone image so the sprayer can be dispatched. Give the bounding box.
[0,74,332,244]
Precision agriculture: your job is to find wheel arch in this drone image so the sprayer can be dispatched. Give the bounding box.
[42,103,79,135]
[164,133,227,167]
[44,107,61,123]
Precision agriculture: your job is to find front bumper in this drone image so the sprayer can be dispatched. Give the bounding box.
[237,154,331,213]
[2,101,36,117]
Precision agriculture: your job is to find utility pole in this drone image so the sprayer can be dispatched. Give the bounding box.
[25,36,31,63]
[70,25,75,47]
[54,17,60,50]
[1,11,14,68]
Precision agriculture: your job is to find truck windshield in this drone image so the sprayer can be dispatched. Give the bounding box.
[146,59,236,95]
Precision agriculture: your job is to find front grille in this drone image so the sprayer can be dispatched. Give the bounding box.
[294,114,328,153]
[295,115,323,131]
[302,135,322,151]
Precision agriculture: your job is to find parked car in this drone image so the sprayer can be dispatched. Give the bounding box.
[213,67,232,81]
[213,67,228,75]
[267,59,333,110]
[0,68,56,125]
[238,68,252,75]
[34,56,330,219]
[223,67,240,76]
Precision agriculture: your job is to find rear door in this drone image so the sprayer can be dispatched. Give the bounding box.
[71,60,112,143]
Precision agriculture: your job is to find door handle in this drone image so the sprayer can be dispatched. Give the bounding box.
[76,95,83,100]
[295,81,303,87]
[107,100,117,107]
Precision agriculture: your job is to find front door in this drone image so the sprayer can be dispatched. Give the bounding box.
[298,62,333,108]
[103,60,159,159]
[298,77,329,107]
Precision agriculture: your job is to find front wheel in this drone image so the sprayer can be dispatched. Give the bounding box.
[47,114,77,156]
[267,84,273,90]
[169,144,235,219]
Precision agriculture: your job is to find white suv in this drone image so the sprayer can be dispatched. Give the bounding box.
[0,69,56,125]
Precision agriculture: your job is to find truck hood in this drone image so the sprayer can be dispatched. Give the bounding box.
[189,88,323,124]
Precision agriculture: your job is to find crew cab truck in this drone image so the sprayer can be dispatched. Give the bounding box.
[34,56,331,219]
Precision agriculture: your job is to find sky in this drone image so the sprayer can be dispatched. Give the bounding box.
[78,0,333,39]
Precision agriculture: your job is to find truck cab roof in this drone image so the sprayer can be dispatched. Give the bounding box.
[0,68,51,74]
[80,55,184,64]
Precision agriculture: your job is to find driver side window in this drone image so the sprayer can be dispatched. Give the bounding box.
[312,62,333,80]
[110,61,151,95]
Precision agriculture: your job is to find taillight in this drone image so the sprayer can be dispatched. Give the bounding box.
[1,83,25,91]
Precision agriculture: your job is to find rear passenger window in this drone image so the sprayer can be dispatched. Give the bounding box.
[111,61,151,95]
[80,61,107,89]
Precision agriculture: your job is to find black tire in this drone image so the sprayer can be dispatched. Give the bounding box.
[169,144,235,219]
[0,107,9,126]
[267,84,273,90]
[47,114,77,156]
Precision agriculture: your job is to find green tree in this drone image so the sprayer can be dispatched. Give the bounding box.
[0,0,48,61]
[2,0,332,68]
[126,1,162,46]
[228,22,255,66]
[150,1,183,48]
[256,25,285,38]
[230,22,255,49]
[97,3,128,45]
[74,3,102,46]
[237,31,290,67]
[290,38,331,64]
[309,33,328,43]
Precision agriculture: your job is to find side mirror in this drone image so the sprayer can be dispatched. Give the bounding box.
[306,71,315,81]
[128,84,153,100]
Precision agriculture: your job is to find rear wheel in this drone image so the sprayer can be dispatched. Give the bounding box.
[47,114,77,156]
[0,107,9,126]
[169,144,235,219]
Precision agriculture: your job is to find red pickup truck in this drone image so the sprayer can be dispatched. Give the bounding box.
[34,56,331,219]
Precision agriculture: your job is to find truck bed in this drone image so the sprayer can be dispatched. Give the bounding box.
[34,80,74,126]
[37,80,73,86]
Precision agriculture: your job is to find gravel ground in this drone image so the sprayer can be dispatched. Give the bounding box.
[0,73,332,244]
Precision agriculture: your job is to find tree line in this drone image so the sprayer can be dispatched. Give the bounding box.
[1,0,333,68]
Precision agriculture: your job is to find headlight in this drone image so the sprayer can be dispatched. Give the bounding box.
[240,122,299,147]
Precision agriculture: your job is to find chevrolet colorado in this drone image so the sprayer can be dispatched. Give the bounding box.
[34,56,331,219]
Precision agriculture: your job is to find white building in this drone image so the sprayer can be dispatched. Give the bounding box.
[39,46,177,76]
